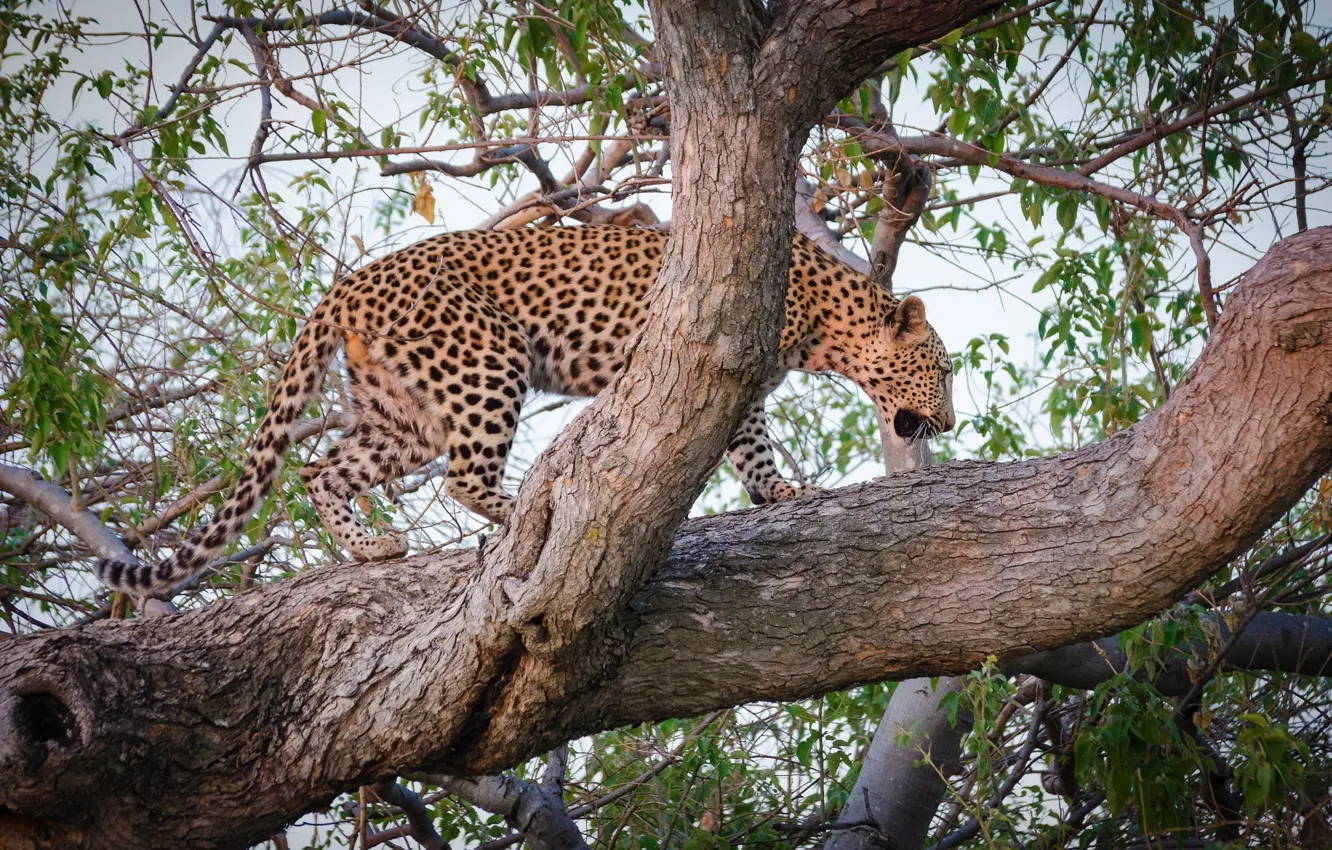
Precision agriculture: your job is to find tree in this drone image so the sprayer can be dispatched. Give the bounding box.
[1,1,1331,848]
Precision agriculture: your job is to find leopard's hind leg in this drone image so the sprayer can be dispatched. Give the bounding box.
[368,303,531,525]
[301,333,445,562]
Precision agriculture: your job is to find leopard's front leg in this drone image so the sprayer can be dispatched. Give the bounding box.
[725,373,819,505]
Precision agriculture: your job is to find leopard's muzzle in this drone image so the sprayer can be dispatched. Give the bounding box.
[893,409,949,441]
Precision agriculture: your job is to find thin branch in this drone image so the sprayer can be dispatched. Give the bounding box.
[985,0,1104,139]
[872,0,1062,77]
[0,465,133,563]
[115,21,226,142]
[204,10,463,68]
[247,135,657,167]
[935,698,1049,850]
[102,380,219,428]
[832,116,1220,329]
[1079,68,1332,177]
[125,413,347,545]
[1283,94,1311,233]
[372,780,448,850]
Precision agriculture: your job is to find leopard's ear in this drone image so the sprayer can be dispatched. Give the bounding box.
[892,295,928,342]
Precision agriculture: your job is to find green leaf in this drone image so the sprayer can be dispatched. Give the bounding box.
[796,737,814,768]
[1291,30,1322,62]
[937,28,964,47]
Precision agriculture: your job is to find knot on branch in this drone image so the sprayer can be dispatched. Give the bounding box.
[11,691,80,762]
[489,440,617,660]
[0,677,94,826]
[1278,321,1324,352]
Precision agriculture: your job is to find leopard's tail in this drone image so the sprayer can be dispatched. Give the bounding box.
[94,301,344,596]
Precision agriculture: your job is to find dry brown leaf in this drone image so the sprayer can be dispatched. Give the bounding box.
[351,234,366,257]
[411,174,436,224]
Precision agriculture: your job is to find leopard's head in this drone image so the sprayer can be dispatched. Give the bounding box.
[852,295,955,442]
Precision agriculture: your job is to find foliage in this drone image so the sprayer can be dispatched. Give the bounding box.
[2,0,1331,847]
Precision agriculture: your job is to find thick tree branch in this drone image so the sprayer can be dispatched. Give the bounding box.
[868,155,932,291]
[760,0,1004,127]
[1008,611,1332,694]
[3,229,1332,848]
[371,781,447,850]
[794,175,870,272]
[824,677,966,850]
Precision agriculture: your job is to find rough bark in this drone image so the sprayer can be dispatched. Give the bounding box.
[3,229,1331,848]
[761,0,1004,129]
[2,2,1006,848]
[476,0,798,784]
[868,154,933,288]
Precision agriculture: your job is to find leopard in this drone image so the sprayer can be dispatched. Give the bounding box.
[94,224,955,595]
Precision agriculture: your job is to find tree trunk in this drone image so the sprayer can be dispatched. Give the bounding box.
[825,678,966,850]
[474,0,801,775]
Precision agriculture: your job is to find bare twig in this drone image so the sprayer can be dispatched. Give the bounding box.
[832,116,1220,329]
[372,780,448,850]
[115,21,226,142]
[935,698,1050,850]
[1078,68,1332,177]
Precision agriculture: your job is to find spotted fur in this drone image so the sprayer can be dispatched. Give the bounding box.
[94,225,954,594]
